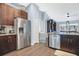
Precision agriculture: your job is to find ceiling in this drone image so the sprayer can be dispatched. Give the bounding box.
[10,3,79,22]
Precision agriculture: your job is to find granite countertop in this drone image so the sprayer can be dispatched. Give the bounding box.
[58,32,79,35]
[0,33,16,36]
[47,32,79,35]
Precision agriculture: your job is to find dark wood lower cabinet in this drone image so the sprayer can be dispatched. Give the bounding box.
[0,35,16,55]
[60,35,69,51]
[60,35,79,55]
[0,36,9,55]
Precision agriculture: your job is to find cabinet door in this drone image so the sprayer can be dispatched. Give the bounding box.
[73,36,79,54]
[1,4,7,25]
[76,36,79,55]
[6,6,12,25]
[68,35,79,54]
[60,35,69,51]
[12,35,16,50]
[0,35,16,55]
[0,4,15,25]
[75,36,79,50]
[67,35,73,53]
[60,35,66,50]
[0,36,4,55]
[60,35,79,54]
[0,36,9,55]
[8,35,16,51]
[5,4,15,25]
[8,36,13,51]
[1,4,12,25]
[21,10,27,19]
[0,4,3,25]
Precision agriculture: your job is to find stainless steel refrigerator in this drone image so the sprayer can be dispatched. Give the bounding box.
[14,17,31,50]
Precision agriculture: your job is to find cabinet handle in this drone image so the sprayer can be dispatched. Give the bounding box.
[68,38,69,48]
[71,39,72,43]
[8,39,9,42]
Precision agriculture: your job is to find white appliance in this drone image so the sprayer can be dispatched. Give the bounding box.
[14,17,31,50]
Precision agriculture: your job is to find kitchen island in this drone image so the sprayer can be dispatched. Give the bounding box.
[48,32,79,55]
[60,33,79,55]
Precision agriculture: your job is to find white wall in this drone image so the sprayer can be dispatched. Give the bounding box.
[26,4,49,45]
[39,11,49,33]
[35,3,79,22]
[26,4,42,45]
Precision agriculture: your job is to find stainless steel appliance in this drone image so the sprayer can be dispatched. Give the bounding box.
[49,34,60,49]
[14,17,31,50]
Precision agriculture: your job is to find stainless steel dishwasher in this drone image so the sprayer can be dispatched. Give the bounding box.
[49,34,60,49]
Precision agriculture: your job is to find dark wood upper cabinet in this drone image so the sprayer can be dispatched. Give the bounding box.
[17,10,28,19]
[14,7,28,19]
[0,4,15,25]
[0,3,28,25]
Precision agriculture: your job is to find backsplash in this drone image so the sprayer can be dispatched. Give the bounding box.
[57,21,79,34]
[59,24,78,32]
[0,25,15,34]
[5,25,15,34]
